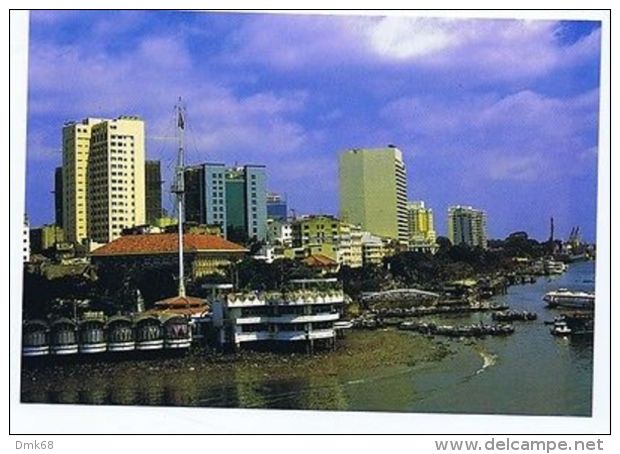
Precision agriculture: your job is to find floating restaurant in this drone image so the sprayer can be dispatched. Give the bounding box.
[212,278,346,353]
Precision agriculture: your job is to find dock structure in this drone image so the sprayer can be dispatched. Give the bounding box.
[21,312,194,357]
[360,288,440,308]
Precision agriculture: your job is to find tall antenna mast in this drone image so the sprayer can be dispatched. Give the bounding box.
[171,97,186,297]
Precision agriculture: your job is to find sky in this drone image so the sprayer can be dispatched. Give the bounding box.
[24,11,602,242]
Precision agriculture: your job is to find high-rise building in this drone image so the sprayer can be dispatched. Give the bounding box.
[408,201,437,252]
[339,146,408,244]
[62,116,146,244]
[87,116,146,243]
[54,166,63,227]
[62,118,98,244]
[447,205,488,249]
[226,165,267,241]
[267,192,288,221]
[184,163,228,236]
[184,163,267,241]
[145,160,162,224]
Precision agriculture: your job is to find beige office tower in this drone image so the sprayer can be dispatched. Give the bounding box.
[62,116,145,245]
[62,118,100,244]
[339,146,409,244]
[88,116,146,243]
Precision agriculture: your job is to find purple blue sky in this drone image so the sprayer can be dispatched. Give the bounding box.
[25,11,601,242]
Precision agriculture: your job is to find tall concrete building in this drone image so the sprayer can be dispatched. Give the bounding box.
[62,116,146,245]
[62,118,98,244]
[184,163,228,236]
[184,163,267,241]
[339,146,408,244]
[87,116,146,243]
[226,165,267,241]
[145,160,162,224]
[447,205,488,249]
[408,201,437,252]
[54,166,63,227]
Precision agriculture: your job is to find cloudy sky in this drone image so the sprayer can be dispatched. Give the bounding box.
[25,11,601,241]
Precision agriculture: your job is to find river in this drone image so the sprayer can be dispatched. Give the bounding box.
[21,261,595,416]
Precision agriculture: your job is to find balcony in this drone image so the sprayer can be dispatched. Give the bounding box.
[235,331,271,343]
[226,291,345,307]
[275,329,335,341]
[235,312,340,324]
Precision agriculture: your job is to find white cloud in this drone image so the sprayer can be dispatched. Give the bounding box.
[227,15,601,83]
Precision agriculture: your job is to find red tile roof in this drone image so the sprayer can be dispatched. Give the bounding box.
[91,233,247,256]
[154,295,207,308]
[145,295,210,316]
[302,253,339,267]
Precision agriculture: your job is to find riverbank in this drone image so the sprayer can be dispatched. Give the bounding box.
[21,330,453,407]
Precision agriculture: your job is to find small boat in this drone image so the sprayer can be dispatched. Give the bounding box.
[106,315,136,352]
[492,310,537,322]
[545,260,568,275]
[50,318,79,355]
[551,321,572,336]
[22,320,50,357]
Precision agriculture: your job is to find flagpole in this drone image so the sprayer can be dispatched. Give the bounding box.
[174,98,186,298]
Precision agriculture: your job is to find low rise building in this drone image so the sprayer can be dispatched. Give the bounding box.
[90,233,247,278]
[291,215,363,268]
[23,216,30,262]
[253,244,285,264]
[361,232,385,266]
[30,224,65,254]
[266,219,293,247]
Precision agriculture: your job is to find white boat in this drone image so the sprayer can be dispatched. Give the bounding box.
[543,288,595,309]
[551,321,572,336]
[545,260,568,275]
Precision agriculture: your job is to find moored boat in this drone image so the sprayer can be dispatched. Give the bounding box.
[550,321,572,336]
[543,289,595,309]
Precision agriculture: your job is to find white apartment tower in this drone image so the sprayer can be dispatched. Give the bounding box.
[447,205,488,249]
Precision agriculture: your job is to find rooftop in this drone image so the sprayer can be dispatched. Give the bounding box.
[302,254,339,268]
[91,233,247,256]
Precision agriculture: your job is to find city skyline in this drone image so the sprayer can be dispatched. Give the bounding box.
[25,11,601,242]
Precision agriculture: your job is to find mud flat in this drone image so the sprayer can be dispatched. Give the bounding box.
[21,330,452,407]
